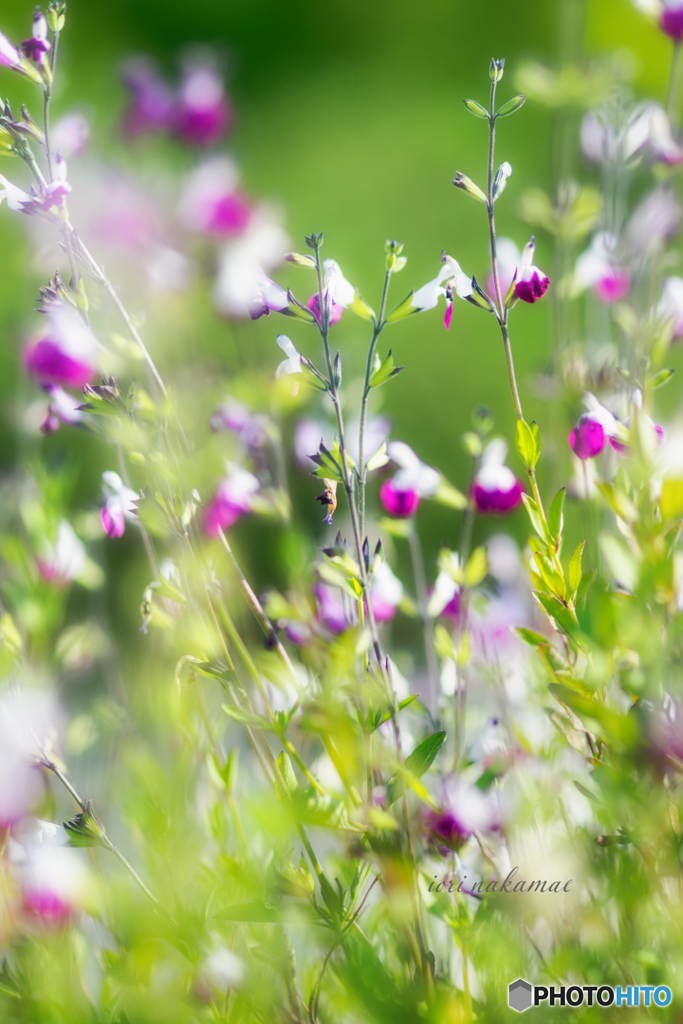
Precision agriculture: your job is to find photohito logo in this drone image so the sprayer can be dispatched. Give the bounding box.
[508,979,672,1012]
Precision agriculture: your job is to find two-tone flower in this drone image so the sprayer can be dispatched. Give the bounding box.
[581,102,683,167]
[175,64,232,147]
[380,441,440,518]
[101,471,139,538]
[37,521,86,584]
[179,156,251,237]
[425,777,499,851]
[575,232,630,303]
[307,259,360,326]
[411,256,473,329]
[471,439,523,514]
[660,0,683,41]
[23,307,96,389]
[513,236,549,304]
[204,466,259,536]
[22,8,50,65]
[0,26,43,84]
[39,383,84,433]
[568,394,621,460]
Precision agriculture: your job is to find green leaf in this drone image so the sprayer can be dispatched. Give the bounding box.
[659,479,683,521]
[463,98,489,119]
[650,368,675,390]
[521,493,547,542]
[514,626,551,649]
[309,439,348,483]
[548,684,636,746]
[547,488,565,546]
[573,781,599,803]
[532,592,577,637]
[386,290,418,323]
[386,731,446,804]
[464,546,488,588]
[496,94,527,118]
[277,751,298,794]
[222,704,269,729]
[568,541,585,594]
[369,350,404,388]
[516,418,539,469]
[532,549,566,601]
[597,482,637,523]
[366,441,389,472]
[215,903,286,923]
[373,694,419,731]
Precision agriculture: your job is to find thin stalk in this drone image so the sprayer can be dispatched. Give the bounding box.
[358,266,392,538]
[667,41,683,129]
[40,755,162,910]
[407,522,438,698]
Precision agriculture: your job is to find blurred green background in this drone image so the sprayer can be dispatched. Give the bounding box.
[0,0,678,573]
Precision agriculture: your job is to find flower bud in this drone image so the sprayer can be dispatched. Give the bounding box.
[46,2,66,32]
[489,58,505,83]
[452,172,488,204]
[660,1,683,42]
[285,252,316,268]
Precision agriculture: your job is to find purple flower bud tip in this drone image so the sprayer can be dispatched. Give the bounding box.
[380,479,420,518]
[307,293,342,326]
[568,414,606,460]
[514,266,549,304]
[661,3,683,42]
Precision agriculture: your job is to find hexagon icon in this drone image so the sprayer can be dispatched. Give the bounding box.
[508,978,533,1012]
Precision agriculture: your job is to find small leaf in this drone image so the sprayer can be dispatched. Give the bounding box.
[348,290,375,321]
[576,569,596,602]
[516,418,539,469]
[366,441,390,472]
[215,903,285,923]
[514,626,550,649]
[464,546,488,588]
[533,592,576,637]
[370,350,404,388]
[386,731,446,804]
[548,488,565,546]
[496,94,527,118]
[573,781,599,803]
[277,751,298,795]
[433,478,468,510]
[521,493,547,542]
[659,478,683,521]
[650,368,675,390]
[373,694,419,731]
[568,541,585,594]
[463,98,489,119]
[222,704,269,729]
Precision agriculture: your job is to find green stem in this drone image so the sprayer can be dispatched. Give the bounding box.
[667,41,683,129]
[408,522,438,698]
[359,267,392,538]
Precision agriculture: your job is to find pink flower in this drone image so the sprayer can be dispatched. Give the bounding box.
[568,394,620,460]
[0,29,23,69]
[204,467,259,536]
[37,521,86,584]
[661,0,683,41]
[386,441,440,499]
[179,157,251,237]
[175,66,232,146]
[380,478,420,518]
[0,693,57,829]
[471,440,523,514]
[427,553,461,620]
[210,396,253,434]
[609,415,664,455]
[39,383,83,433]
[52,112,90,157]
[514,237,549,304]
[23,309,96,389]
[21,844,88,926]
[101,471,139,538]
[368,561,403,623]
[425,778,498,851]
[575,233,629,304]
[307,259,358,326]
[308,293,343,325]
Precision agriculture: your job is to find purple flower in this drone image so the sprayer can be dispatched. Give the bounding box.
[121,57,176,137]
[52,112,90,157]
[568,394,620,460]
[308,292,343,325]
[39,383,84,433]
[424,777,499,851]
[210,396,252,434]
[101,471,139,539]
[661,0,683,41]
[471,439,523,515]
[0,29,23,69]
[23,308,96,389]
[22,7,50,63]
[514,237,549,304]
[179,157,251,238]
[204,467,259,537]
[249,273,290,320]
[380,478,420,518]
[175,66,232,146]
[314,583,351,633]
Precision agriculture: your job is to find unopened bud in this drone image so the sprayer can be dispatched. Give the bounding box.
[385,238,404,255]
[452,172,487,204]
[489,58,505,83]
[46,2,66,32]
[285,252,316,268]
[63,801,105,848]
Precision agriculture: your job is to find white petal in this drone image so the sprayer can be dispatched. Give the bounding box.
[323,259,356,307]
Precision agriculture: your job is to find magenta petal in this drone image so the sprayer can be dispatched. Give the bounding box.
[205,193,252,236]
[471,479,523,515]
[661,8,683,42]
[595,269,629,304]
[204,496,242,537]
[101,506,125,538]
[444,300,453,331]
[307,293,342,326]
[568,415,606,460]
[175,98,232,146]
[23,340,94,388]
[380,479,420,518]
[24,890,71,925]
[515,272,549,304]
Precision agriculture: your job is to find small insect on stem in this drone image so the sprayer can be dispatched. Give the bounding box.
[316,478,338,524]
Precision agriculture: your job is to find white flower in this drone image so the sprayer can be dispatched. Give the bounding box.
[412,257,472,311]
[371,560,404,608]
[386,441,440,497]
[203,947,246,991]
[625,186,681,255]
[322,259,356,307]
[213,209,289,318]
[39,521,86,582]
[658,276,683,338]
[101,472,139,538]
[275,334,302,378]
